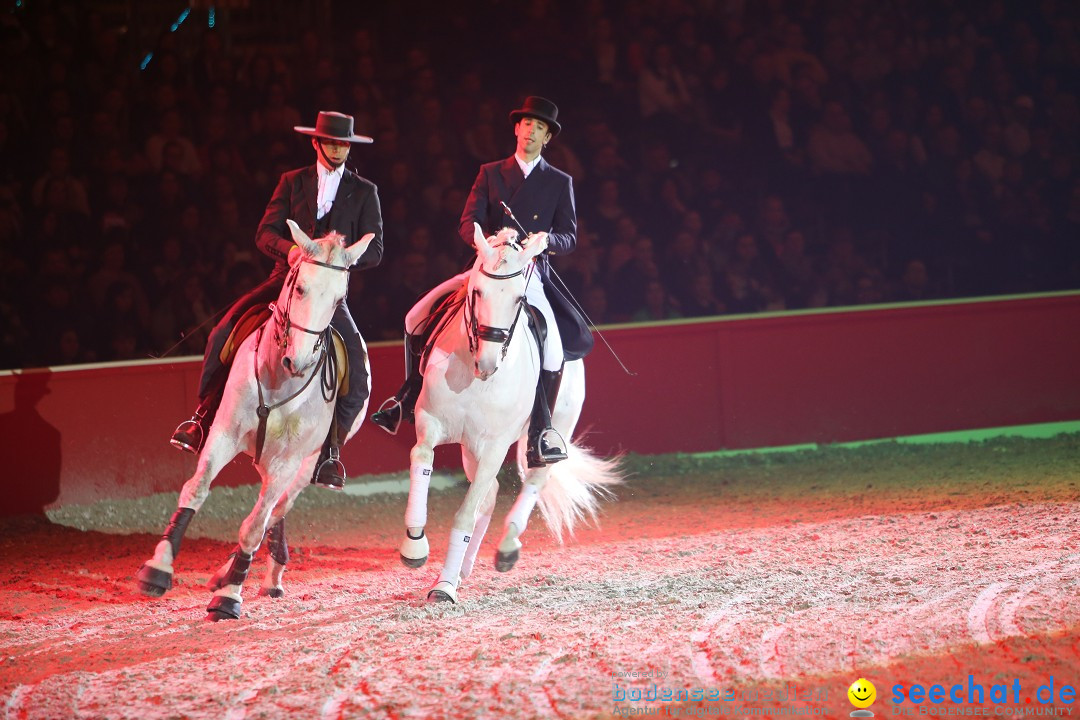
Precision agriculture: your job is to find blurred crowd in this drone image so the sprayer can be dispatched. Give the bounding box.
[1,0,1078,370]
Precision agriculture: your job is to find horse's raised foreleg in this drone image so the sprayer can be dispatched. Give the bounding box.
[137,440,238,598]
[428,454,502,604]
[400,441,436,568]
[496,468,548,573]
[494,359,589,572]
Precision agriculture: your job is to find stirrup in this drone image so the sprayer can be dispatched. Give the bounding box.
[312,446,346,490]
[169,417,204,454]
[370,397,403,436]
[528,428,568,467]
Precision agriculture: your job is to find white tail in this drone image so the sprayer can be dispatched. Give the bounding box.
[536,440,623,542]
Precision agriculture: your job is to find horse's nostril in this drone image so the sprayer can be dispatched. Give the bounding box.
[282,357,292,371]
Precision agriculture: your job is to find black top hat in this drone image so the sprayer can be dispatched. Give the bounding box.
[509,96,561,136]
[294,111,374,144]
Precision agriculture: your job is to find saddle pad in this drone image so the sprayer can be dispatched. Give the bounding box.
[422,288,467,370]
[330,327,349,396]
[219,305,348,395]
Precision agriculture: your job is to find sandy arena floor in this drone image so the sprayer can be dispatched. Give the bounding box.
[1,434,1078,719]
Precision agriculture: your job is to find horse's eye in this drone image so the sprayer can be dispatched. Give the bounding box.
[295,285,305,297]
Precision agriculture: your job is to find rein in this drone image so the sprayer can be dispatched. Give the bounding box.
[252,255,350,464]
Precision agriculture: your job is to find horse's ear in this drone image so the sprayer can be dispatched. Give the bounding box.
[286,219,318,257]
[345,233,375,267]
[473,222,498,265]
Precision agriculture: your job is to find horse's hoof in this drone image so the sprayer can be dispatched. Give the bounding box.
[494,548,520,573]
[206,595,242,620]
[136,564,172,597]
[400,531,429,568]
[426,581,458,604]
[258,587,284,599]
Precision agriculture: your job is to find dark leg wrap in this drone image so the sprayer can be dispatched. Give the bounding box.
[163,507,196,559]
[224,546,254,587]
[266,519,289,566]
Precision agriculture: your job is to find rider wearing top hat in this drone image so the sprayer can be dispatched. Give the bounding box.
[371,96,592,467]
[170,111,384,489]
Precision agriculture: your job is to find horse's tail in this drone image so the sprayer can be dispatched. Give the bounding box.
[536,440,623,543]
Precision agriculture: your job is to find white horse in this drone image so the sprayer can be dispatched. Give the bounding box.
[137,220,374,620]
[401,224,622,603]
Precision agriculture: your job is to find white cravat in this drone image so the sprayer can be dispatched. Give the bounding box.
[515,153,542,178]
[316,163,344,220]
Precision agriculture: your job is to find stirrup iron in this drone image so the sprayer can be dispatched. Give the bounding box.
[313,445,346,490]
[371,397,403,435]
[170,416,204,454]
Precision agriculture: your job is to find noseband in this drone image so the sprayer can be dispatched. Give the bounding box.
[465,251,532,360]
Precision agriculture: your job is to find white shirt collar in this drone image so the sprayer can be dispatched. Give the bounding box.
[316,162,345,219]
[317,162,344,181]
[515,153,542,178]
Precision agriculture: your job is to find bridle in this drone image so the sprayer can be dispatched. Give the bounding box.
[465,238,533,361]
[251,254,351,463]
[269,257,350,352]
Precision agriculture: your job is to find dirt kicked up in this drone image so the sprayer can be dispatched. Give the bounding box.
[1,433,1078,720]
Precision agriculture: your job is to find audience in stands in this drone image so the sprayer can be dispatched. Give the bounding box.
[0,0,1077,369]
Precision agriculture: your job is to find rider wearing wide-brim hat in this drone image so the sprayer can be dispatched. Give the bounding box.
[170,111,383,490]
[371,95,592,468]
[294,111,374,144]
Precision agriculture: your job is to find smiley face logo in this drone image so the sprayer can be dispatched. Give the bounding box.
[848,678,876,709]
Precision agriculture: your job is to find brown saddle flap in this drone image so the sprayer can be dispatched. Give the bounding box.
[219,305,272,366]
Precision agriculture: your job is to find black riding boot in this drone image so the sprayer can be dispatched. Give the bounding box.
[526,367,568,468]
[170,393,221,454]
[311,431,347,490]
[371,333,424,435]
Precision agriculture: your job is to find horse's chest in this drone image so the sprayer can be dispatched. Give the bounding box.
[266,411,307,443]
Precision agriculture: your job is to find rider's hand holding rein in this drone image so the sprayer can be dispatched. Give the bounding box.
[525,231,549,253]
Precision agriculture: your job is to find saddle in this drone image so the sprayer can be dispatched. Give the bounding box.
[421,288,549,369]
[219,304,349,394]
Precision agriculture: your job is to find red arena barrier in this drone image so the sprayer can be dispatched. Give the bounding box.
[2,291,1078,514]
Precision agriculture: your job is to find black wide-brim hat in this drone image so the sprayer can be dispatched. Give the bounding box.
[294,111,374,144]
[509,96,561,136]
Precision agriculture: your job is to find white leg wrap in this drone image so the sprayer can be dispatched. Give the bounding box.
[404,463,433,528]
[460,513,492,580]
[438,529,471,586]
[505,483,541,536]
